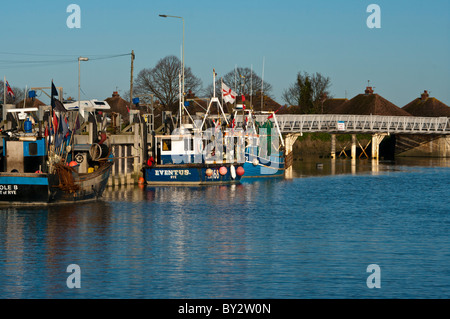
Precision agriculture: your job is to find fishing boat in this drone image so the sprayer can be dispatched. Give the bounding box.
[221,63,286,179]
[233,107,285,178]
[0,106,113,205]
[143,70,246,185]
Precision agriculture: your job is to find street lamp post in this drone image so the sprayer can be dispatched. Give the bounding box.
[159,14,185,100]
[78,57,89,112]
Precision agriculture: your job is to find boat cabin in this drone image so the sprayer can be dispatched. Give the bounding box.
[0,107,48,174]
[154,127,246,165]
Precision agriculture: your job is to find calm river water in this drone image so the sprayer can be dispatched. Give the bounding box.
[0,157,449,299]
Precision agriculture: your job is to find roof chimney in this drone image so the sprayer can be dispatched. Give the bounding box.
[364,86,374,95]
[420,90,429,101]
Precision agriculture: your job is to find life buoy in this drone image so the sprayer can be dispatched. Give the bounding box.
[75,153,84,164]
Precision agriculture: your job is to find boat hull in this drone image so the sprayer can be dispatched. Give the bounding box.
[242,153,285,178]
[144,163,243,185]
[0,173,50,204]
[0,162,113,205]
[49,162,113,203]
[242,161,285,178]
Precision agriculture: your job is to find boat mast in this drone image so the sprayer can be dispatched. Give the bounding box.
[201,69,229,130]
[261,57,265,112]
[178,71,182,128]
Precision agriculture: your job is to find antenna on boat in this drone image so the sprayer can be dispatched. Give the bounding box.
[250,64,253,110]
[213,68,216,98]
[178,71,182,128]
[261,57,265,112]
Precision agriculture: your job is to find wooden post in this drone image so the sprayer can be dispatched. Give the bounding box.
[119,145,124,185]
[330,134,336,159]
[111,145,116,186]
[88,122,94,145]
[351,134,357,160]
[134,123,140,174]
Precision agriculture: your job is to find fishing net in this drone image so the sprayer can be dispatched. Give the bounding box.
[54,162,80,193]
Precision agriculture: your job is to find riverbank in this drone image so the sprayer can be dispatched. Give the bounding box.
[292,133,373,158]
[291,133,449,159]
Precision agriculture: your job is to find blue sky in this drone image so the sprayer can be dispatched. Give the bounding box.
[1,0,449,107]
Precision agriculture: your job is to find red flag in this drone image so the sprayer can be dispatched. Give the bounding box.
[241,95,246,109]
[52,111,58,133]
[63,116,70,138]
[6,81,14,97]
[267,105,284,119]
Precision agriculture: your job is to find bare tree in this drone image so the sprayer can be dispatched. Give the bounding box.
[282,71,332,113]
[133,55,202,111]
[206,67,272,98]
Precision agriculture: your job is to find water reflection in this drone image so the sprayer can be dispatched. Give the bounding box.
[290,156,450,178]
[0,202,113,298]
[0,156,449,298]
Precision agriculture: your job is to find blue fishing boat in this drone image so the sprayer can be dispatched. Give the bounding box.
[235,110,286,179]
[0,106,113,205]
[143,70,246,185]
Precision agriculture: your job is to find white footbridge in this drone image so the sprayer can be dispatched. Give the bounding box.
[236,114,450,162]
[247,114,450,135]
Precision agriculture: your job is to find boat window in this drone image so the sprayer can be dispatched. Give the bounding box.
[184,138,193,151]
[162,139,171,151]
[28,143,38,156]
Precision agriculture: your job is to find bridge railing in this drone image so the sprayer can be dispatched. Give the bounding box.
[239,114,450,134]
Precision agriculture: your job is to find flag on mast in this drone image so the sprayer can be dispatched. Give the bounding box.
[51,81,58,97]
[221,82,236,104]
[6,81,15,98]
[50,80,66,112]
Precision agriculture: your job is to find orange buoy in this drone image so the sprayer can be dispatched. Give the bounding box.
[138,177,145,185]
[69,161,78,167]
[219,166,227,176]
[236,166,245,176]
[206,168,213,177]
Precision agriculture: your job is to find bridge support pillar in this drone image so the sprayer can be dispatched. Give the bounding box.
[330,134,336,159]
[351,134,357,160]
[371,133,388,159]
[284,133,301,169]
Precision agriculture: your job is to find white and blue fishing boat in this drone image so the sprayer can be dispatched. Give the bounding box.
[0,104,113,205]
[143,71,246,185]
[233,108,285,179]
